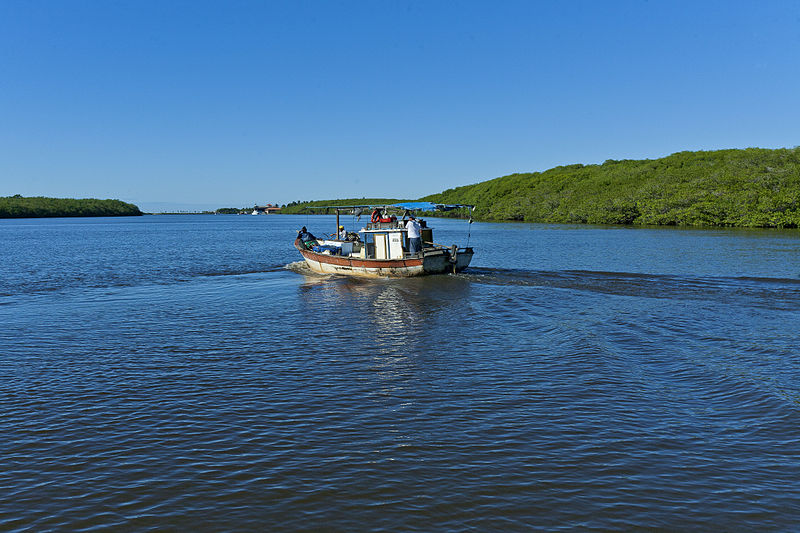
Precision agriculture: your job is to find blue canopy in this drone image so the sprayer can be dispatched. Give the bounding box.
[392,202,438,211]
[392,202,474,212]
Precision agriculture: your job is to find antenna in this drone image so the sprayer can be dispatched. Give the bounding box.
[466,206,474,248]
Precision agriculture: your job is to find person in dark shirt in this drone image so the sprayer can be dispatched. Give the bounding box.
[297,226,317,248]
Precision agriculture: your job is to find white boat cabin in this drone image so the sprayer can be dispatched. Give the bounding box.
[314,220,433,260]
[362,225,406,259]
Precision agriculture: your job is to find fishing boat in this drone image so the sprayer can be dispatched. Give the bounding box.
[294,202,475,277]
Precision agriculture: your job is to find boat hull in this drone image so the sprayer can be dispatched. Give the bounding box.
[295,240,473,278]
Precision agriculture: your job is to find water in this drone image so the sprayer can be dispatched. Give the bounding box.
[2,214,800,530]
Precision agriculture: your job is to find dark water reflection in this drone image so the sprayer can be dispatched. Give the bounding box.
[2,215,800,530]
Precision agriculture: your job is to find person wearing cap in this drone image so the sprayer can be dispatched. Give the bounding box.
[405,215,422,254]
[337,225,347,240]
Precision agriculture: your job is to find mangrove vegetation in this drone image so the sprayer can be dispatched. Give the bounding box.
[0,196,143,218]
[423,148,800,228]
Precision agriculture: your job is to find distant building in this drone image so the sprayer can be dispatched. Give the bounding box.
[251,204,282,214]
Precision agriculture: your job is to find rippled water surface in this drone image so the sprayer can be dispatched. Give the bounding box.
[2,215,800,531]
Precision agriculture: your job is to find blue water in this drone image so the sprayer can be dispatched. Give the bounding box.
[2,214,800,530]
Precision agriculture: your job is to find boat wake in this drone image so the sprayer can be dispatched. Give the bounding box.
[459,267,800,311]
[201,265,289,276]
[1,264,301,301]
[285,261,317,275]
[283,261,340,278]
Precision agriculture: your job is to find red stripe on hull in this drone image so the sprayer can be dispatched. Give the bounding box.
[299,249,424,269]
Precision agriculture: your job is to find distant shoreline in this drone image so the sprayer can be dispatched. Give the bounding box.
[10,146,800,227]
[0,196,143,218]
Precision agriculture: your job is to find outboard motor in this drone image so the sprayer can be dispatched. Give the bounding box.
[449,244,458,273]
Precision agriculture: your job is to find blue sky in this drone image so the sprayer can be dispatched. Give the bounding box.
[1,0,799,211]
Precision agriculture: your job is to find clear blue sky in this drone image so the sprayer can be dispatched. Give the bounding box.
[2,0,799,211]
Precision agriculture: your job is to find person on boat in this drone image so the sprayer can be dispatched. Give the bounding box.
[337,225,347,240]
[297,226,317,249]
[405,216,422,254]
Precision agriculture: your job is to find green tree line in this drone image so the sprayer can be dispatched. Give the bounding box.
[280,198,407,214]
[266,147,800,228]
[0,196,143,218]
[421,148,800,227]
